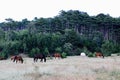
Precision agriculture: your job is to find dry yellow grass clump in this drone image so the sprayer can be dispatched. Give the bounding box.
[0,56,120,80]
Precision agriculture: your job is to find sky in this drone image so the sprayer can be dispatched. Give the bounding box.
[0,0,120,22]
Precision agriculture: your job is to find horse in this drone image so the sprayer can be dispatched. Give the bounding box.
[11,55,24,63]
[33,54,46,62]
[95,52,104,58]
[54,53,61,59]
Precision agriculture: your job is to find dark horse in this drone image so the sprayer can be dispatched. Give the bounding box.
[54,53,61,59]
[34,54,46,62]
[95,52,104,58]
[11,55,24,63]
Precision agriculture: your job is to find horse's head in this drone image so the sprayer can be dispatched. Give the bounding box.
[11,56,15,60]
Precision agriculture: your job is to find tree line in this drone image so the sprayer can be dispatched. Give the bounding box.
[0,10,120,58]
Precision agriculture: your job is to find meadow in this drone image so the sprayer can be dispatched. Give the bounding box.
[0,56,120,80]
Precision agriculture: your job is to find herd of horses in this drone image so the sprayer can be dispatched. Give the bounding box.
[10,53,61,63]
[10,52,104,64]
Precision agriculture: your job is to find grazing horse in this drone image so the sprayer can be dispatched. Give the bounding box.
[54,53,61,59]
[11,56,24,63]
[95,52,104,58]
[34,54,46,62]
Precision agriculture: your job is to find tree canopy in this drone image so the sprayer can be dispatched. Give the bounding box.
[0,10,120,58]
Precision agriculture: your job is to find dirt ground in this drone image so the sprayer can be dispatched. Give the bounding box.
[0,56,120,80]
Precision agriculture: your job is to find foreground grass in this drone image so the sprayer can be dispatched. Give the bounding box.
[0,56,120,80]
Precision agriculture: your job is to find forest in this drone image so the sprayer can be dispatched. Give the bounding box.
[0,10,120,58]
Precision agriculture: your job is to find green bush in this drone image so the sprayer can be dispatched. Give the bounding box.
[0,52,8,59]
[117,53,120,56]
[101,40,120,56]
[87,53,94,57]
[44,47,49,55]
[74,48,82,55]
[55,47,62,53]
[61,52,67,58]
[29,48,40,57]
[63,43,73,55]
[82,47,91,56]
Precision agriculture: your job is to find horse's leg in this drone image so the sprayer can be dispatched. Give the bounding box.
[34,58,36,62]
[40,58,43,62]
[54,55,56,59]
[102,55,104,58]
[16,60,18,63]
[101,54,104,58]
[44,58,46,62]
[19,59,21,63]
[20,59,22,63]
[59,56,60,59]
[35,58,37,62]
[34,58,37,62]
[13,59,15,62]
[20,59,21,63]
[36,58,38,62]
[19,59,20,63]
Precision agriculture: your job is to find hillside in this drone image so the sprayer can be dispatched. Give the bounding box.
[0,10,120,57]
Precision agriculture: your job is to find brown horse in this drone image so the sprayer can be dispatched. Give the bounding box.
[54,53,61,59]
[34,54,46,62]
[11,55,24,63]
[95,52,104,58]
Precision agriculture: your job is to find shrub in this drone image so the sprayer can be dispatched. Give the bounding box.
[101,40,120,56]
[29,48,40,57]
[55,47,62,53]
[87,53,94,57]
[44,47,49,55]
[61,52,67,58]
[82,47,91,56]
[74,48,82,55]
[0,52,8,59]
[63,43,73,55]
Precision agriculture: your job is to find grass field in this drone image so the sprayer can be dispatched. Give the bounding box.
[0,56,120,80]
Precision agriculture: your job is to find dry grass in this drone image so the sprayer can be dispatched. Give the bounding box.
[0,56,120,80]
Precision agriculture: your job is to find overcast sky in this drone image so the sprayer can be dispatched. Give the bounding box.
[0,0,120,22]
